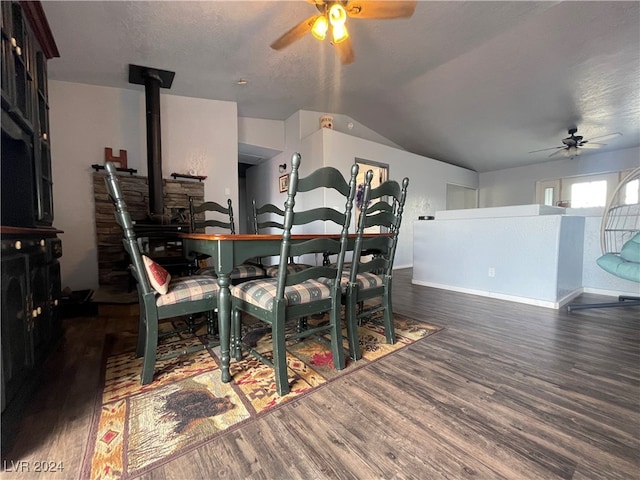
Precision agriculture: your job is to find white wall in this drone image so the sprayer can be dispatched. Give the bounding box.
[321,129,478,269]
[298,110,402,149]
[246,112,478,270]
[238,117,284,154]
[479,146,640,207]
[48,81,238,291]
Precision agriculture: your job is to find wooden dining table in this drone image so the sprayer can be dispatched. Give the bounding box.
[179,232,384,383]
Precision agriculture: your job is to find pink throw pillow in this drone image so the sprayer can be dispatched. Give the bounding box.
[142,255,171,295]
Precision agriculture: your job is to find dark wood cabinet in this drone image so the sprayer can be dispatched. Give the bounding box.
[0,229,63,453]
[0,1,61,455]
[1,0,58,227]
[1,234,62,406]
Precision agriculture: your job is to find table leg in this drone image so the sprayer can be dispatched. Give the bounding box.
[217,273,231,383]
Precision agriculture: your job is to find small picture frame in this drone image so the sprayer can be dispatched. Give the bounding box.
[279,174,289,193]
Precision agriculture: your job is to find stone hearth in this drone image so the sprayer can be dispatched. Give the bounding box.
[93,172,204,289]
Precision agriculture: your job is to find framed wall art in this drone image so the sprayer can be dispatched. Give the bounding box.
[279,174,289,193]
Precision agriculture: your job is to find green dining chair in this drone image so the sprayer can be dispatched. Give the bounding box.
[104,162,221,385]
[344,170,410,360]
[251,199,314,277]
[230,152,359,396]
[189,197,266,282]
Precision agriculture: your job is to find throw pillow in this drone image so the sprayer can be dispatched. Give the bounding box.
[619,232,640,263]
[142,255,171,295]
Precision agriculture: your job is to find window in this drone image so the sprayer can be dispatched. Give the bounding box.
[535,172,624,208]
[544,187,554,206]
[570,180,608,208]
[536,179,560,206]
[624,179,639,204]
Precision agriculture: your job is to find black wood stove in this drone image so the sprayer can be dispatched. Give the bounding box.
[128,64,194,276]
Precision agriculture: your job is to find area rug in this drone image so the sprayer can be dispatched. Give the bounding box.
[81,312,443,479]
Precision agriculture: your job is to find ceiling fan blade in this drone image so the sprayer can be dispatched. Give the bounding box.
[587,132,622,142]
[346,1,417,19]
[580,142,606,149]
[270,15,317,50]
[548,148,568,158]
[528,146,563,154]
[334,36,355,65]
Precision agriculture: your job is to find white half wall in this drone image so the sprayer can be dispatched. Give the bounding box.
[48,80,238,291]
[413,213,585,308]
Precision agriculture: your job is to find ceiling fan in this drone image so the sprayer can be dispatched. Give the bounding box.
[270,1,417,65]
[529,128,622,158]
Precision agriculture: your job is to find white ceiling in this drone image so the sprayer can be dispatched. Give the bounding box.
[41,1,640,173]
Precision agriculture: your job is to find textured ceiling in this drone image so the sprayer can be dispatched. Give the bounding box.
[41,1,640,173]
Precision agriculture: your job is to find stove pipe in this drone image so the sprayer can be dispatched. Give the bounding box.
[128,64,175,219]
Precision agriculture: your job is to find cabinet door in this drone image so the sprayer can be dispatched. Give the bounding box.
[4,1,35,133]
[48,260,62,339]
[0,125,38,227]
[1,254,32,411]
[1,2,15,109]
[28,254,50,363]
[34,50,53,225]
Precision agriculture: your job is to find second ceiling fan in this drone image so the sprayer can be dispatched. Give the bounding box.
[270,1,417,65]
[529,127,622,158]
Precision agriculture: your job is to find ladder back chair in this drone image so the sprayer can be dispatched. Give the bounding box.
[251,199,314,277]
[104,162,221,385]
[189,197,266,282]
[231,152,359,396]
[344,170,409,360]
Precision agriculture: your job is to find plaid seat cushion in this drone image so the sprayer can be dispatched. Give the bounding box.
[231,277,332,311]
[156,275,220,307]
[197,264,266,280]
[320,272,384,292]
[350,272,384,290]
[265,263,314,278]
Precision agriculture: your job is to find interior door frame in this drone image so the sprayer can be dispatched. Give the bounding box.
[355,158,389,233]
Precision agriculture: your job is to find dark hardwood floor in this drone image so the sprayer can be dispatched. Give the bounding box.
[2,269,639,479]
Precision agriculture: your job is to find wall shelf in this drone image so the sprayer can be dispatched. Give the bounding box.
[91,164,137,175]
[170,173,207,181]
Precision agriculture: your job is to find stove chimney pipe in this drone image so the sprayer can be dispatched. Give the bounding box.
[128,64,175,219]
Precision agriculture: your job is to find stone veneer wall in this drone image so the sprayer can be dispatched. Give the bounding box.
[93,172,204,289]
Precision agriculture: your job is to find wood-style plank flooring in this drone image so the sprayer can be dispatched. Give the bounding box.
[2,269,639,479]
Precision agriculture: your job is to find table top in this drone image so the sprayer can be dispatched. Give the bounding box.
[179,232,387,241]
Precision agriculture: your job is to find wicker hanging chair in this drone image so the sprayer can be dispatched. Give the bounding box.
[568,167,640,312]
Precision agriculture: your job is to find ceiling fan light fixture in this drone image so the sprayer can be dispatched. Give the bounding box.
[270,0,417,64]
[329,4,347,27]
[332,23,349,43]
[564,146,581,157]
[311,15,328,40]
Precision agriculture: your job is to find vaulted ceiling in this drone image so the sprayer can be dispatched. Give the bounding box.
[41,1,640,173]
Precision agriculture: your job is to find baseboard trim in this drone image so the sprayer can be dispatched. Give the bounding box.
[582,287,640,297]
[410,280,583,309]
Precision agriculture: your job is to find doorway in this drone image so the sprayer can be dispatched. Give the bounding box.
[356,159,389,233]
[446,183,477,210]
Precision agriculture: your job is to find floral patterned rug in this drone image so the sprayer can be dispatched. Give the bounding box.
[81,312,443,479]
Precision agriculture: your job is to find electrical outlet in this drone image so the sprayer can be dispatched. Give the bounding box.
[488,267,496,277]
